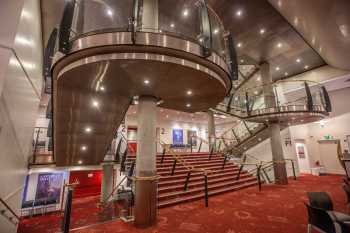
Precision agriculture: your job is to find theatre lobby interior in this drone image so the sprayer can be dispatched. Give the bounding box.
[1,0,350,232]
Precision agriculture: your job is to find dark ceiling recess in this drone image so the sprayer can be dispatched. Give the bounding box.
[208,0,325,80]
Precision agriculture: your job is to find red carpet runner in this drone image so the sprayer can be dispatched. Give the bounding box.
[18,175,348,233]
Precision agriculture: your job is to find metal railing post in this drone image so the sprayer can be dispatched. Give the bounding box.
[222,156,227,170]
[171,159,177,176]
[160,148,166,164]
[184,170,191,191]
[204,174,209,207]
[62,188,73,233]
[209,147,214,160]
[262,167,271,183]
[291,160,297,180]
[257,164,262,191]
[236,164,244,180]
[33,128,41,163]
[198,140,202,153]
[190,136,193,153]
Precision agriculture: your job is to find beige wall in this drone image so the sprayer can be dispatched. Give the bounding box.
[0,0,42,231]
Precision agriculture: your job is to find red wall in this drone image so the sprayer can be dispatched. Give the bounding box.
[69,170,102,198]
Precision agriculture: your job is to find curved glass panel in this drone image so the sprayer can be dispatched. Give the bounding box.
[71,0,134,38]
[208,8,226,60]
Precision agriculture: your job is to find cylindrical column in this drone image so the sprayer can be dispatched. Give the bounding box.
[207,110,216,152]
[270,123,288,184]
[261,62,276,108]
[134,96,157,227]
[101,162,114,202]
[141,0,159,32]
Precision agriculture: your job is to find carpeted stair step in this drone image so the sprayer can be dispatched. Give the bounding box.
[158,180,259,208]
[157,164,238,177]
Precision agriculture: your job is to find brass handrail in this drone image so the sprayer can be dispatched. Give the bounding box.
[0,198,20,221]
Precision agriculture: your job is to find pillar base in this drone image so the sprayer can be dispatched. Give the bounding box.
[273,162,288,185]
[134,178,158,228]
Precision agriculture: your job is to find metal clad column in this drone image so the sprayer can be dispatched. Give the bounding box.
[134,96,157,227]
[207,110,216,152]
[261,62,288,185]
[141,0,158,32]
[101,162,114,202]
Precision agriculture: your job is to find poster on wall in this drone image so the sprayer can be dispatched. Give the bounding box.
[173,129,183,145]
[35,173,63,203]
[296,145,306,159]
[187,130,197,146]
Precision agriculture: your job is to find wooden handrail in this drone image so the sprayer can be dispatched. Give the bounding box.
[0,198,20,221]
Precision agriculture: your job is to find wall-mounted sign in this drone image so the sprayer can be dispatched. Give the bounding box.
[296,145,306,159]
[172,129,183,145]
[187,130,197,146]
[35,173,63,204]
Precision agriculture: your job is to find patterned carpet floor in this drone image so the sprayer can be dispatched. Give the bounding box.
[18,175,348,233]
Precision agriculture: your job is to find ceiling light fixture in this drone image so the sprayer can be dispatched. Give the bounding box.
[236,10,242,17]
[213,28,219,34]
[100,86,105,91]
[92,100,99,108]
[78,160,83,164]
[259,28,265,34]
[257,76,261,81]
[170,23,175,28]
[85,127,92,133]
[106,9,113,16]
[240,59,244,63]
[183,9,189,17]
[187,90,193,96]
[277,42,283,48]
[144,79,150,85]
[296,58,301,63]
[186,103,191,108]
[275,67,280,71]
[237,42,242,48]
[304,65,309,69]
[284,72,289,76]
[81,146,87,151]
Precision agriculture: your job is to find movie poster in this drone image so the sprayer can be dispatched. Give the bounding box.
[187,130,197,146]
[296,145,306,159]
[35,173,63,203]
[173,129,183,145]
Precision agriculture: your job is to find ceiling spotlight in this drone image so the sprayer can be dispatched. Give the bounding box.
[259,28,266,34]
[170,23,175,28]
[240,59,244,63]
[257,76,261,81]
[296,58,301,63]
[237,42,242,48]
[159,30,163,33]
[254,90,258,95]
[100,86,105,91]
[304,65,309,69]
[236,10,242,17]
[92,100,99,108]
[144,79,150,85]
[183,9,189,17]
[258,138,262,141]
[187,90,193,96]
[213,29,219,34]
[186,103,191,108]
[78,160,83,164]
[277,43,283,48]
[85,127,92,133]
[106,9,113,16]
[284,72,289,76]
[275,67,280,71]
[81,146,87,151]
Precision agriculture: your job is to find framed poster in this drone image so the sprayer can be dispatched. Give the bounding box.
[172,129,183,145]
[187,130,197,146]
[296,145,306,159]
[35,173,63,203]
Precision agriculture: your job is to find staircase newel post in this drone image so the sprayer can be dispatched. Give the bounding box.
[204,174,209,207]
[257,164,262,191]
[291,160,297,180]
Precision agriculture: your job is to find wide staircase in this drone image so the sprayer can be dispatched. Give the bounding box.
[125,152,258,208]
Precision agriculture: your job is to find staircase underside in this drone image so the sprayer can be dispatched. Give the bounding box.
[126,152,258,208]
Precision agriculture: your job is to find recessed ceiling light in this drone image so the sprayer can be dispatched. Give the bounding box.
[78,160,83,164]
[240,59,244,63]
[284,72,289,76]
[237,42,242,48]
[170,23,175,28]
[144,79,150,85]
[100,86,105,91]
[213,28,219,34]
[106,9,113,16]
[258,138,262,141]
[257,76,261,81]
[277,42,283,48]
[85,127,92,133]
[187,90,193,96]
[275,67,280,71]
[159,29,162,33]
[259,28,265,34]
[186,103,191,108]
[296,58,301,63]
[254,91,258,95]
[183,9,189,16]
[92,100,99,108]
[236,10,242,17]
[81,146,87,151]
[304,65,309,69]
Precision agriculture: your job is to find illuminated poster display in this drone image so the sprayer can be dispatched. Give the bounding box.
[35,173,63,203]
[173,129,183,145]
